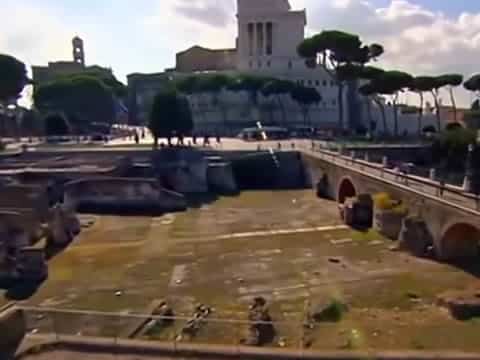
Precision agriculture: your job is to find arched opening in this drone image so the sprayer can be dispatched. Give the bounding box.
[316,174,330,199]
[337,178,356,204]
[440,223,480,260]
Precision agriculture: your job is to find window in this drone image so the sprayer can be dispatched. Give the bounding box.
[330,80,335,87]
[288,61,293,69]
[322,80,327,86]
[315,80,320,86]
[307,80,312,86]
[258,61,262,68]
[267,61,271,67]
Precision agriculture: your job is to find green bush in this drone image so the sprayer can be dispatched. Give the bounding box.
[432,128,477,172]
[314,299,348,323]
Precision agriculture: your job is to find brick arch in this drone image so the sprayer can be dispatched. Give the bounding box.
[337,177,357,204]
[438,222,480,260]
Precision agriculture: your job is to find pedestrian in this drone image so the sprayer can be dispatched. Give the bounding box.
[439,177,445,198]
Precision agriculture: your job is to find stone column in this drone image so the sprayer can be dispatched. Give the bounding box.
[263,22,267,57]
[253,22,258,57]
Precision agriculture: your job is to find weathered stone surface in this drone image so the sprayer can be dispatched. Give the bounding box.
[178,304,211,340]
[0,211,48,286]
[241,297,275,346]
[399,216,433,257]
[342,194,373,228]
[64,178,187,214]
[0,308,26,358]
[47,205,74,247]
[207,163,238,194]
[374,209,406,240]
[16,247,48,282]
[438,291,480,320]
[153,148,209,194]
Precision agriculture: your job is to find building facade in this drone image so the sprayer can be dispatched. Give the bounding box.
[128,0,446,136]
[128,0,345,131]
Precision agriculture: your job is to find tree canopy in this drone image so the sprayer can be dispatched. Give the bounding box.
[34,75,115,129]
[297,30,384,129]
[44,113,70,136]
[80,69,127,98]
[437,74,463,88]
[148,90,193,148]
[291,85,322,125]
[464,74,480,93]
[0,54,29,102]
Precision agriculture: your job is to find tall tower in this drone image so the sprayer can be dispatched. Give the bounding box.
[72,36,85,67]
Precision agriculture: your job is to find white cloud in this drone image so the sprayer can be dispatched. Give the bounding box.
[0,2,74,68]
[302,0,480,106]
[143,0,237,52]
[2,0,479,107]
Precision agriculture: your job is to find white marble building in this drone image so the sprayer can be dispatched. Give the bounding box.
[128,0,447,136]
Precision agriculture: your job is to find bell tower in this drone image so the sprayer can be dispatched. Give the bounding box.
[72,36,85,67]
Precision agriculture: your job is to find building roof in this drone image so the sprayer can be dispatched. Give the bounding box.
[176,45,236,56]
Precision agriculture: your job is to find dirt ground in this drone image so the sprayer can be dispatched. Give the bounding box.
[12,190,480,351]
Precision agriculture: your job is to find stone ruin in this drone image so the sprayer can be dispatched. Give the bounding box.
[341,194,374,229]
[177,304,212,341]
[241,297,275,346]
[0,182,81,296]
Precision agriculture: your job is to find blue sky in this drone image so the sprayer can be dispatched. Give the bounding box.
[1,0,479,106]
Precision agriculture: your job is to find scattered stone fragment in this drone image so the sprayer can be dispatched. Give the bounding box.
[407,292,420,300]
[115,290,123,297]
[328,257,341,264]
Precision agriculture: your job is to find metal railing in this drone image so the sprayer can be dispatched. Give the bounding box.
[20,306,311,351]
[302,141,480,213]
[16,306,480,356]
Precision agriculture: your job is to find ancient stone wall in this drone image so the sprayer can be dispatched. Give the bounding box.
[64,178,187,214]
[0,308,26,358]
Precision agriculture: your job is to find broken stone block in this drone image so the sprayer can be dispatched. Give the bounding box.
[241,297,275,346]
[438,291,480,320]
[342,194,373,228]
[152,301,175,326]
